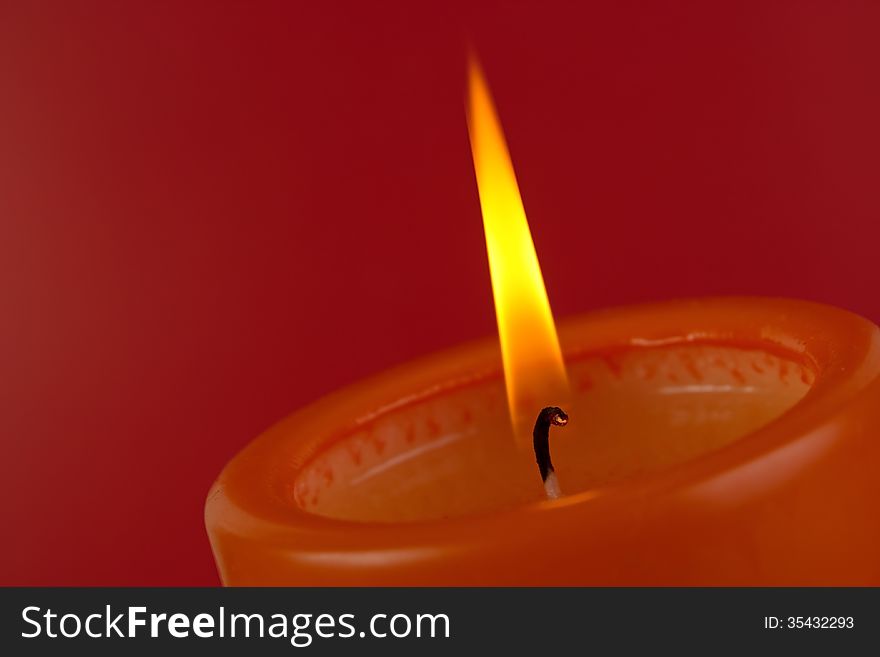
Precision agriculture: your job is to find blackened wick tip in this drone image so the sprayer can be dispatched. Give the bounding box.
[533,406,569,484]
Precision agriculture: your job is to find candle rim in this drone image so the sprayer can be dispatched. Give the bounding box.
[206,296,880,550]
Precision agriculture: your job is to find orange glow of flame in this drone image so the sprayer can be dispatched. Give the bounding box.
[466,55,569,443]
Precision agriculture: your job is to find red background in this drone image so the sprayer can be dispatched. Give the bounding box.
[1,1,879,585]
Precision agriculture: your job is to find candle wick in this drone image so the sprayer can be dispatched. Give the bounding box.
[533,406,568,500]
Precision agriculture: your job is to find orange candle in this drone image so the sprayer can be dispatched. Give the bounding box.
[206,297,880,585]
[205,60,880,586]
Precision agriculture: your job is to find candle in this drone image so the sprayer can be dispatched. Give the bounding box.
[205,59,880,586]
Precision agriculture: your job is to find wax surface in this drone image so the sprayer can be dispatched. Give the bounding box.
[296,345,810,522]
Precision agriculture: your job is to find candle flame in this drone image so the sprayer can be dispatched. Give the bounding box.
[466,55,569,444]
